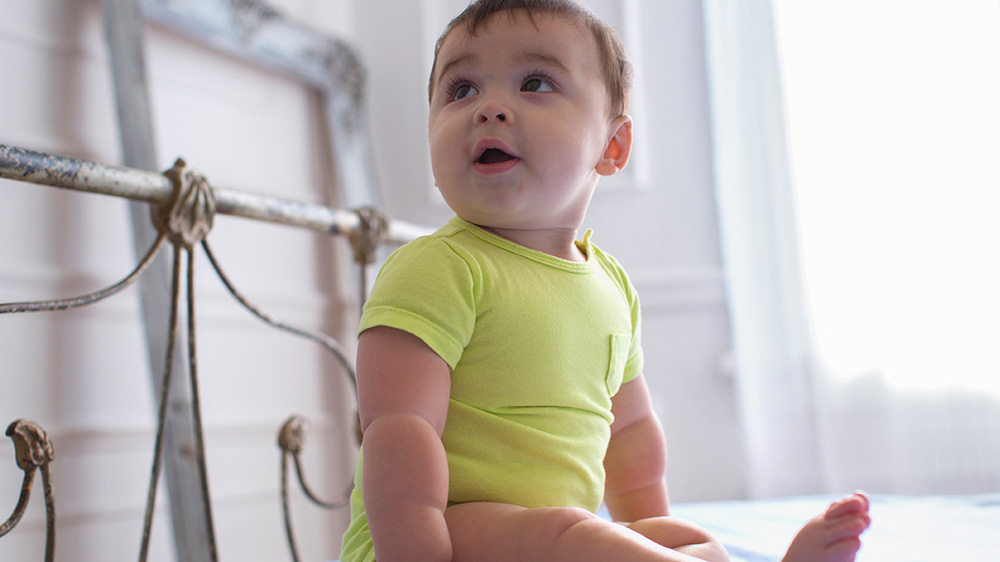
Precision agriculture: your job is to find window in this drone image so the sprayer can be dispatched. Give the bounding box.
[773,0,1000,393]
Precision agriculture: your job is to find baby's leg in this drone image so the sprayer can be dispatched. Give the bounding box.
[445,502,723,562]
[782,493,871,562]
[627,517,729,562]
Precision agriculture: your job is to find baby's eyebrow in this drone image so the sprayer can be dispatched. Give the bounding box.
[436,53,475,88]
[516,51,570,74]
[435,50,571,90]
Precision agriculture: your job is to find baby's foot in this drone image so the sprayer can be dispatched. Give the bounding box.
[781,493,871,562]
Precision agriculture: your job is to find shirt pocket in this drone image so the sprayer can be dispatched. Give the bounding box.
[606,333,631,396]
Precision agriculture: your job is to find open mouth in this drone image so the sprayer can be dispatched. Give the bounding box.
[477,148,516,164]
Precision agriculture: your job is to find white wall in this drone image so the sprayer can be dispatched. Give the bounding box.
[1,0,744,560]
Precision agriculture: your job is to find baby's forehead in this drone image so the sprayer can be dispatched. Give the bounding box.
[435,11,598,72]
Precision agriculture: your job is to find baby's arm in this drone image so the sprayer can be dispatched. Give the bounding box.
[605,375,730,561]
[604,374,670,521]
[357,326,453,562]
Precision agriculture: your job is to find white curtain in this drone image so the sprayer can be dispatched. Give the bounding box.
[702,0,1000,498]
[701,0,826,498]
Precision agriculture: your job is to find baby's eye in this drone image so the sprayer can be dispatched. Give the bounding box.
[451,83,479,101]
[522,77,555,93]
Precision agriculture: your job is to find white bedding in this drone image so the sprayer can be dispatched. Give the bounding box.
[671,493,1000,562]
[328,493,1000,561]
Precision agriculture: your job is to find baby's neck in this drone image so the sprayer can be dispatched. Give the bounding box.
[480,225,586,262]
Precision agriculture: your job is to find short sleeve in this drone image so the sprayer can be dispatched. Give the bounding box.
[359,239,478,369]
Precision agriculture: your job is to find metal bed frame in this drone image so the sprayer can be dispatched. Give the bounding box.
[1,1,427,560]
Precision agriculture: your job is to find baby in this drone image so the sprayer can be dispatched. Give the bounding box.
[340,1,871,561]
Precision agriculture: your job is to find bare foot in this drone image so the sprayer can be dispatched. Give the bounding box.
[781,492,871,562]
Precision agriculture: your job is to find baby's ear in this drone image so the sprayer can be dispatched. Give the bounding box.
[596,116,633,177]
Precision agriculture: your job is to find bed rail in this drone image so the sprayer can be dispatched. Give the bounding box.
[1,143,429,561]
[0,145,426,251]
[3,0,417,558]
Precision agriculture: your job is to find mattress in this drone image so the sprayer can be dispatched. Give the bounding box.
[670,493,1000,562]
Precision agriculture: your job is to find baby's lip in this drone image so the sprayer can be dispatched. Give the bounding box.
[473,139,519,164]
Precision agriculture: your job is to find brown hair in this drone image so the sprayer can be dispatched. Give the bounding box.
[428,0,633,119]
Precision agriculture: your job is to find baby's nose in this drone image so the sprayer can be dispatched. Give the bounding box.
[479,110,506,123]
[475,101,511,124]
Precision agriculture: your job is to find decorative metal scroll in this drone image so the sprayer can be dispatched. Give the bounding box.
[277,416,353,562]
[1,420,56,562]
[0,147,427,560]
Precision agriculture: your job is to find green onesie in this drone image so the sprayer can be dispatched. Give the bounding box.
[340,217,643,562]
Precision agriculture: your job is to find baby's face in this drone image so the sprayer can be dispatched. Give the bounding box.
[428,11,618,234]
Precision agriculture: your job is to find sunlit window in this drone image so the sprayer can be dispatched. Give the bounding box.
[772,1,1000,393]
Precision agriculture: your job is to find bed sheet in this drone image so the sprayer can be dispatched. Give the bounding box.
[328,493,1000,562]
[670,493,1000,562]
